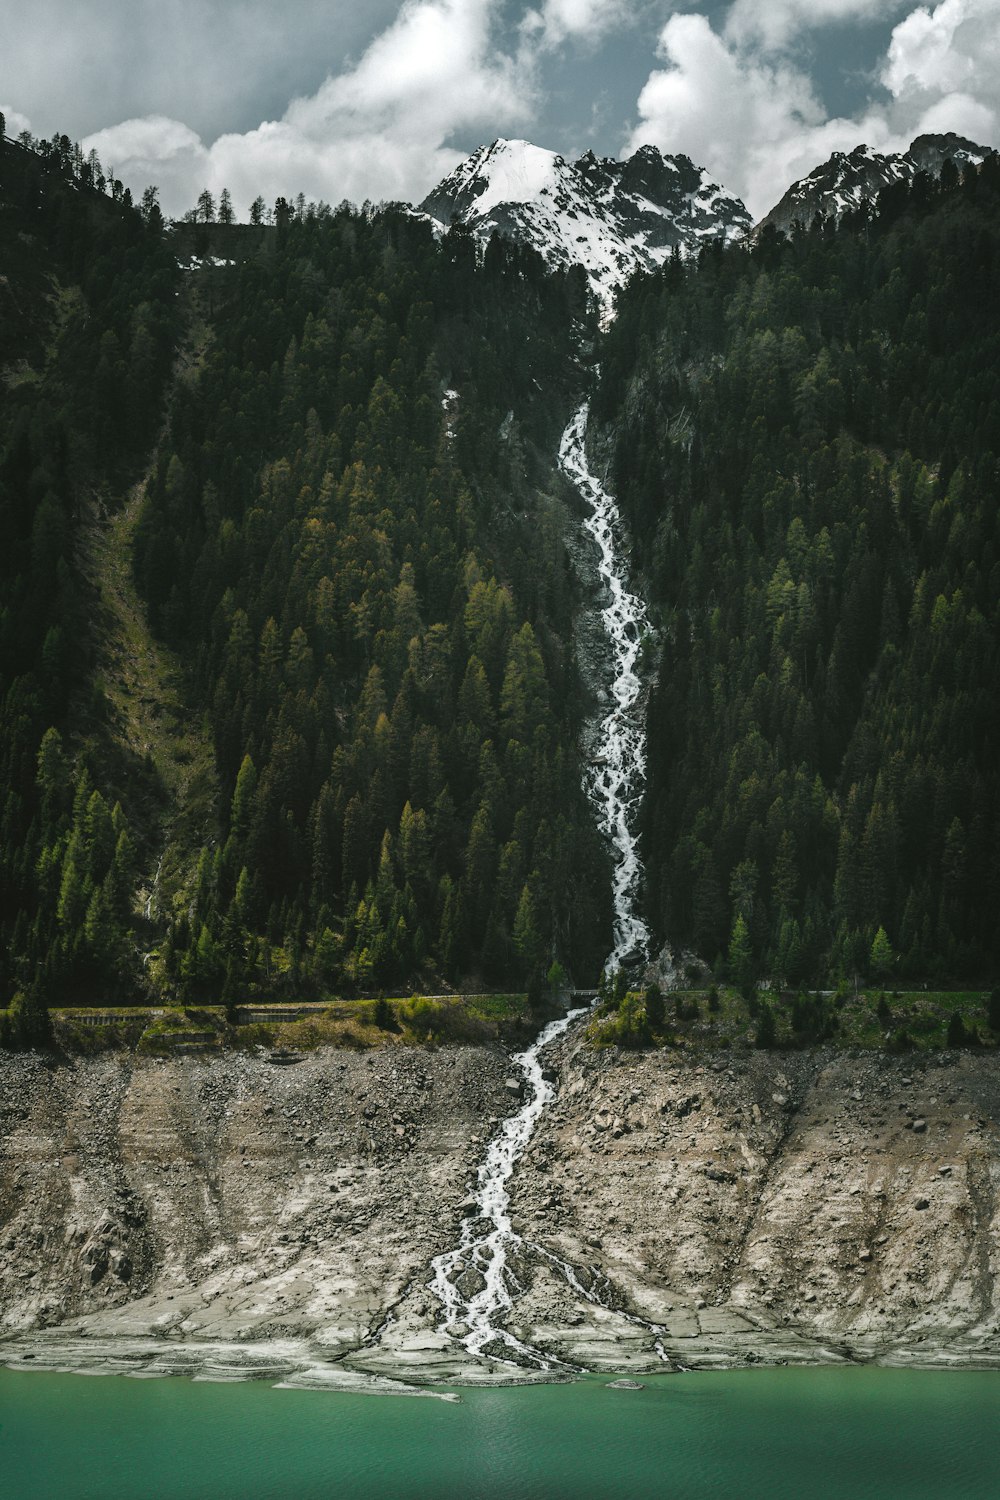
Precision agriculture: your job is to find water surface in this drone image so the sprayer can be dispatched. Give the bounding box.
[2,1366,998,1499]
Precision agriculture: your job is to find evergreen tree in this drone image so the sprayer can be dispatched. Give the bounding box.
[870,926,894,980]
[644,982,665,1031]
[729,915,754,999]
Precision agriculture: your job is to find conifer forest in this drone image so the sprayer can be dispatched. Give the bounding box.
[2,124,999,1039]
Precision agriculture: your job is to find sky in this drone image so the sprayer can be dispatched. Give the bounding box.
[2,0,999,221]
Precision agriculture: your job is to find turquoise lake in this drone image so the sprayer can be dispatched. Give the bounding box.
[2,1366,998,1499]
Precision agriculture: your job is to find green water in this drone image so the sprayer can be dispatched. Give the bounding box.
[1,1366,998,1499]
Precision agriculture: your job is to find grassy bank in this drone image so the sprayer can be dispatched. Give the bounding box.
[6,993,532,1057]
[588,984,999,1054]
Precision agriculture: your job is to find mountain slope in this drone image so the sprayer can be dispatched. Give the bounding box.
[420,139,751,305]
[758,132,995,234]
[598,153,1000,985]
[0,133,181,1022]
[0,131,614,1017]
[130,204,613,1002]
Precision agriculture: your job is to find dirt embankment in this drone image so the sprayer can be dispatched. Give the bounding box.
[505,1037,1000,1371]
[0,1046,508,1386]
[0,1038,998,1385]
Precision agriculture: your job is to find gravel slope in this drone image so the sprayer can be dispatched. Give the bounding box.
[1,1040,998,1384]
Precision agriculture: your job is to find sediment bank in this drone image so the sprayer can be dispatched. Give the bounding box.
[1,1038,998,1385]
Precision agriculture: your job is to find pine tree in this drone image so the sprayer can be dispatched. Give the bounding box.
[513,883,544,979]
[989,988,1000,1033]
[870,926,894,979]
[729,914,754,999]
[644,983,665,1031]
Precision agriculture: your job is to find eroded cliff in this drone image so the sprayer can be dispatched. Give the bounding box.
[1,1039,998,1385]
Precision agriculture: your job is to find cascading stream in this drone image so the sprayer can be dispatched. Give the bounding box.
[429,399,654,1367]
[429,1006,589,1368]
[558,399,652,976]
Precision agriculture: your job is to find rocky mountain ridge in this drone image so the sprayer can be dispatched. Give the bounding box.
[757,132,995,235]
[415,131,996,303]
[418,138,751,304]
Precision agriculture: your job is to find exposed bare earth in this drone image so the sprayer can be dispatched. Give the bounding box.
[1,1035,998,1388]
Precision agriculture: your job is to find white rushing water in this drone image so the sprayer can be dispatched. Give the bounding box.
[559,400,652,975]
[429,401,656,1367]
[429,1005,589,1366]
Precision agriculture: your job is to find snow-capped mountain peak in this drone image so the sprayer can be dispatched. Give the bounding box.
[419,139,751,306]
[757,133,996,234]
[428,139,561,219]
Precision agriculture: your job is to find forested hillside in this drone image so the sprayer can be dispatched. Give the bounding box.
[134,212,609,999]
[597,158,1000,984]
[4,119,999,1028]
[0,128,611,1019]
[0,133,179,1032]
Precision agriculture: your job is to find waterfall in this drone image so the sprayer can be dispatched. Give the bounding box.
[558,400,652,977]
[428,1006,589,1367]
[428,400,653,1366]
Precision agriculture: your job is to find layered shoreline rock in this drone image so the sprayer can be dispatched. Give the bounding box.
[1,1040,998,1387]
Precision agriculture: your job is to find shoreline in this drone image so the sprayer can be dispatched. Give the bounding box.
[3,1325,1000,1396]
[3,1043,1000,1385]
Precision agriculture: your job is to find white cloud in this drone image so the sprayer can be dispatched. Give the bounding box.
[0,104,33,138]
[724,0,903,52]
[522,0,629,49]
[627,14,875,215]
[82,0,538,219]
[628,0,1000,220]
[294,0,527,140]
[84,116,209,208]
[882,0,1000,121]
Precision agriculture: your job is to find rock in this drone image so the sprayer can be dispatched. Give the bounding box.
[504,1078,524,1099]
[912,1119,927,1133]
[606,1379,644,1390]
[915,1197,930,1210]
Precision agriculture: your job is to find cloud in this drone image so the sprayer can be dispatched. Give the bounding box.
[724,0,904,52]
[0,1,402,143]
[83,0,536,218]
[882,0,1000,119]
[521,0,630,49]
[0,105,33,138]
[289,0,527,144]
[628,0,1000,220]
[84,116,209,210]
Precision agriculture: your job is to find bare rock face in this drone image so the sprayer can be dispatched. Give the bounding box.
[756,132,995,236]
[506,1040,1000,1370]
[1,1040,999,1382]
[0,1047,509,1375]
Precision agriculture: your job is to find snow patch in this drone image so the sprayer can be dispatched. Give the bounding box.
[419,139,750,308]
